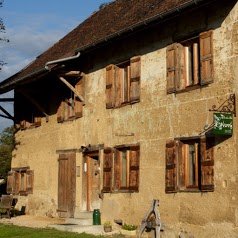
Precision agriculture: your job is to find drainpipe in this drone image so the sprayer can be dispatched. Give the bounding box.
[0,52,81,94]
[45,51,80,70]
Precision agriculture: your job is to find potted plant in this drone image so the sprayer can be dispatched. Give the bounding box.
[121,223,137,236]
[103,220,112,232]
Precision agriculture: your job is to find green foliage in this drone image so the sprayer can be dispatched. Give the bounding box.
[0,126,14,180]
[0,224,125,238]
[103,220,112,226]
[99,1,113,9]
[121,223,137,231]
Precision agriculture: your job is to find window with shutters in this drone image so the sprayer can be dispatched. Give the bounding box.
[7,168,34,196]
[102,145,140,193]
[106,56,141,109]
[20,116,41,130]
[165,136,214,193]
[166,30,213,93]
[57,78,84,122]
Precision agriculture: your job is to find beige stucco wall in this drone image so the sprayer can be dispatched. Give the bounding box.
[11,1,238,237]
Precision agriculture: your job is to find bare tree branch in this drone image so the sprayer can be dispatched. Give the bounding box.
[0,0,9,70]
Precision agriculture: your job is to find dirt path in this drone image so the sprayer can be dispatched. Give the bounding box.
[0,215,65,228]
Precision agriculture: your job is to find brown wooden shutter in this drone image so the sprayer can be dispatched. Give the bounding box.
[7,171,15,194]
[114,66,121,107]
[129,146,140,192]
[64,99,70,120]
[20,120,26,130]
[57,101,64,123]
[102,148,113,192]
[165,140,177,193]
[74,78,84,118]
[200,30,213,85]
[177,141,186,190]
[34,117,41,127]
[26,170,34,194]
[7,171,20,195]
[176,43,185,91]
[106,65,116,108]
[114,149,120,191]
[130,56,141,103]
[166,44,177,93]
[200,136,214,192]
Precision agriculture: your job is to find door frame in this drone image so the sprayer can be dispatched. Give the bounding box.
[83,151,101,211]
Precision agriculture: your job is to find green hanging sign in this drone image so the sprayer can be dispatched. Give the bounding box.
[214,113,233,135]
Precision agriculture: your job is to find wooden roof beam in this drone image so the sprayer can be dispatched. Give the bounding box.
[0,105,14,120]
[0,98,14,102]
[59,76,85,103]
[57,71,81,77]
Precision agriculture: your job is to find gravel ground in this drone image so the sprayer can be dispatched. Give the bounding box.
[0,215,65,228]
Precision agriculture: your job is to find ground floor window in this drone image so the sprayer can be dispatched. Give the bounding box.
[7,168,34,195]
[103,145,140,193]
[165,136,214,193]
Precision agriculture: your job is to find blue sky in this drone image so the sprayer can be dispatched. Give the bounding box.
[0,0,107,132]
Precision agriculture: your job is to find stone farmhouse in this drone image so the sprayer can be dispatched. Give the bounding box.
[0,0,238,236]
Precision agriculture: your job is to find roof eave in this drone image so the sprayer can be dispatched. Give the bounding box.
[0,0,215,95]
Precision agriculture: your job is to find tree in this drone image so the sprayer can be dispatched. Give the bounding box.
[99,1,113,9]
[0,0,9,70]
[0,126,14,180]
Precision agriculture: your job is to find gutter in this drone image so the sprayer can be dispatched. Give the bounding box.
[45,52,80,70]
[76,0,214,52]
[0,0,214,94]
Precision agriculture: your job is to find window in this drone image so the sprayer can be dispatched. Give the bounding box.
[20,116,41,130]
[7,168,34,195]
[166,30,213,93]
[165,136,214,193]
[102,145,140,192]
[57,78,84,122]
[106,56,141,108]
[14,91,43,130]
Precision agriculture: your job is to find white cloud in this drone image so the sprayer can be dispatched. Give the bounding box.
[0,12,77,132]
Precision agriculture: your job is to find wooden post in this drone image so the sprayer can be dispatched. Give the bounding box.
[59,77,85,103]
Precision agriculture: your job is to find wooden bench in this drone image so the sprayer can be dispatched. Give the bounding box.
[0,195,13,219]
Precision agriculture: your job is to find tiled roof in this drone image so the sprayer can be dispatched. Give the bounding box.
[0,0,209,92]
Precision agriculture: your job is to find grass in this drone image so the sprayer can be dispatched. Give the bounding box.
[0,224,125,238]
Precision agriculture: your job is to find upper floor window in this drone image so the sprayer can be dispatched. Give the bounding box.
[102,145,140,193]
[57,78,84,122]
[166,30,213,93]
[106,56,141,108]
[16,95,42,130]
[165,136,214,193]
[20,116,41,130]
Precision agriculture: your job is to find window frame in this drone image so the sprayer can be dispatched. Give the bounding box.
[57,77,84,123]
[7,168,34,196]
[105,56,141,109]
[102,145,140,193]
[181,139,200,190]
[165,136,214,193]
[166,30,213,94]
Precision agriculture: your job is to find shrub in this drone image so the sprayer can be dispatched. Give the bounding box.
[121,223,137,231]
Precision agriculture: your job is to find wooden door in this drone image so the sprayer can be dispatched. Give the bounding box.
[58,153,76,218]
[85,153,100,211]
